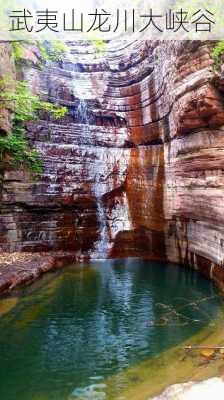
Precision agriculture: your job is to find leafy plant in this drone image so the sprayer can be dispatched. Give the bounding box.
[11,42,25,61]
[92,39,107,54]
[0,133,42,173]
[212,41,224,69]
[0,78,67,173]
[1,80,67,120]
[10,40,68,65]
[38,40,68,62]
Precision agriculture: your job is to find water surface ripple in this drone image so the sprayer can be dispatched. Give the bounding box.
[0,259,222,400]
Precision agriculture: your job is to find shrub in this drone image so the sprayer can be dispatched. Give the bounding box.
[0,133,42,173]
[212,41,224,69]
[11,42,25,61]
[0,79,67,173]
[38,40,68,62]
[92,39,107,54]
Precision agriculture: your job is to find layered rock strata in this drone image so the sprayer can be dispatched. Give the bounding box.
[0,40,224,288]
[0,43,15,135]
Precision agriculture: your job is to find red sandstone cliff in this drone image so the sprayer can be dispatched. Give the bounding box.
[0,40,224,286]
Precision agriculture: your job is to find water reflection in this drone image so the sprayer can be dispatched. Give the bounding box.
[0,259,221,400]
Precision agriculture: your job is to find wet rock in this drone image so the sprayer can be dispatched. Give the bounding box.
[69,383,107,400]
[151,377,224,400]
[0,40,224,280]
[0,251,78,295]
[200,348,216,358]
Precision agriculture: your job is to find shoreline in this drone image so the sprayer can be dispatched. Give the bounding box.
[104,308,224,399]
[1,251,224,297]
[0,251,78,296]
[1,252,224,399]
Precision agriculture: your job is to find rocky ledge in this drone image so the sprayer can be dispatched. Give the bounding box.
[0,40,224,290]
[0,251,78,295]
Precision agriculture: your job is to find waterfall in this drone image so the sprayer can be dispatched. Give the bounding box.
[76,99,89,124]
[91,196,111,259]
[91,150,111,259]
[75,96,111,259]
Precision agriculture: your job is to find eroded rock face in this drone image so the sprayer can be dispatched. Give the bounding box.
[0,43,15,134]
[162,43,224,288]
[0,40,224,279]
[0,41,164,259]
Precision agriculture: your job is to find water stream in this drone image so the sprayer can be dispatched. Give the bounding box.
[76,99,89,124]
[75,97,111,259]
[91,197,111,259]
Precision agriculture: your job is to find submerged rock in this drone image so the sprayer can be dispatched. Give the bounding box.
[200,348,216,358]
[69,383,107,400]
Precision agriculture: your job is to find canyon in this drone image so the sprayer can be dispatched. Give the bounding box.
[0,39,224,290]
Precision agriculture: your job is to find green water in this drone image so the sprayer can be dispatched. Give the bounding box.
[0,259,223,400]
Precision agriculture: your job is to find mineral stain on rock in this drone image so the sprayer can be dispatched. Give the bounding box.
[0,40,223,289]
[0,38,224,400]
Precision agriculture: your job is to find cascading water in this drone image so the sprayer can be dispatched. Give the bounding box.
[76,99,89,124]
[75,96,111,259]
[66,43,129,259]
[91,193,111,259]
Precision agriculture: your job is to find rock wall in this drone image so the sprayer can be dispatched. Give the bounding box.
[0,43,15,135]
[162,42,224,288]
[0,40,224,283]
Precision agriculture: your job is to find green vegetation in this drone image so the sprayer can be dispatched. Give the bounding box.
[84,32,107,54]
[0,134,42,173]
[212,41,224,69]
[92,39,107,54]
[0,39,68,174]
[10,40,68,65]
[11,42,25,61]
[38,40,68,62]
[0,79,67,124]
[0,78,67,173]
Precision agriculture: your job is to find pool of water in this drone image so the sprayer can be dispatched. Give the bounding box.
[0,259,223,400]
